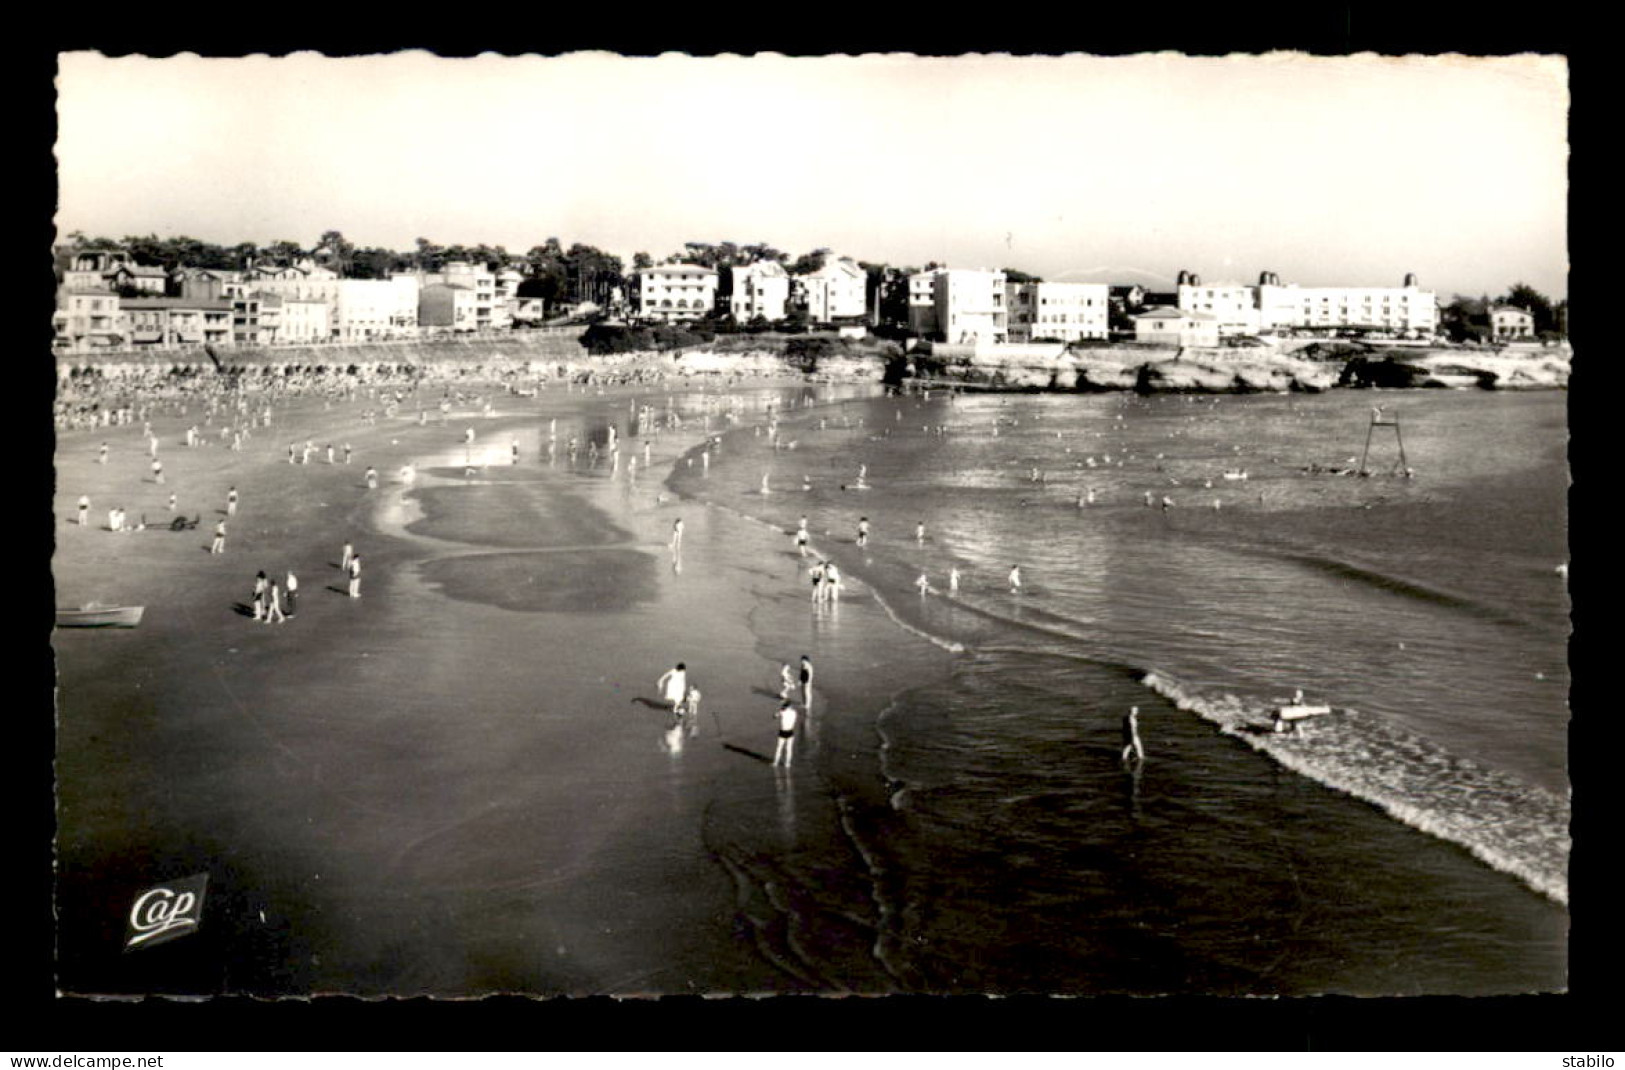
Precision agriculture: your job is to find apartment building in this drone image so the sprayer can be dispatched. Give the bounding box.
[334,277,421,340]
[728,260,790,322]
[420,283,482,332]
[420,262,505,331]
[908,268,1007,343]
[61,250,167,294]
[1006,281,1110,342]
[1176,278,1261,338]
[795,258,867,324]
[278,297,331,345]
[630,263,719,323]
[234,292,282,346]
[55,291,128,350]
[121,297,234,349]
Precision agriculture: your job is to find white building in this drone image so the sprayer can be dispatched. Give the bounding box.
[630,263,719,323]
[334,277,420,340]
[1176,280,1261,338]
[278,297,331,345]
[908,267,1007,343]
[1006,281,1110,342]
[1132,307,1219,348]
[728,260,790,322]
[422,262,505,331]
[1255,273,1437,336]
[795,258,867,323]
[54,291,128,350]
[1489,305,1535,339]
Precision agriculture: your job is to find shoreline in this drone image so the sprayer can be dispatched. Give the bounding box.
[52,373,959,996]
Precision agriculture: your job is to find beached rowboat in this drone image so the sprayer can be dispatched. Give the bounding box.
[56,604,144,628]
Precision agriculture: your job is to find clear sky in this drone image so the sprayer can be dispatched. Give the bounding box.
[54,50,1569,298]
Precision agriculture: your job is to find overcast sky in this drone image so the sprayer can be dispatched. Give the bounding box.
[54,51,1569,298]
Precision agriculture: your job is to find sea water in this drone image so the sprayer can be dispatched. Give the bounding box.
[667,386,1570,995]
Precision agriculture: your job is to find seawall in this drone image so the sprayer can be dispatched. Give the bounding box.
[54,333,1569,394]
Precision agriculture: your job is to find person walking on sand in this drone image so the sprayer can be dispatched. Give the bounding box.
[344,443,352,464]
[252,571,267,620]
[670,518,684,553]
[77,495,89,527]
[365,466,378,489]
[347,554,362,598]
[264,579,287,624]
[226,486,238,517]
[341,541,354,571]
[168,493,178,513]
[799,655,814,709]
[916,521,926,544]
[772,699,799,767]
[657,663,690,715]
[857,516,870,547]
[98,443,108,465]
[284,570,298,618]
[210,519,226,554]
[151,458,164,484]
[1121,706,1145,764]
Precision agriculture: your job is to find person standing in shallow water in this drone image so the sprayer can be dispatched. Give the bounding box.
[1122,706,1145,764]
[772,699,799,766]
[799,655,814,710]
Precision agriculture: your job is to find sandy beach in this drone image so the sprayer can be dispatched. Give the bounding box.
[52,374,953,997]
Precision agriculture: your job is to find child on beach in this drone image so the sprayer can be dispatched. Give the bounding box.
[657,663,689,715]
[779,662,796,699]
[77,496,89,526]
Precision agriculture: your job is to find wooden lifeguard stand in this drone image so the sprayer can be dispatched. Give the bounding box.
[1357,406,1409,477]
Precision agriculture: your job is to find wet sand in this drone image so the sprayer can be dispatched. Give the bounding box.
[51,377,905,997]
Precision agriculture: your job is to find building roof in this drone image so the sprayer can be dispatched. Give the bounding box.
[1490,304,1533,315]
[642,263,717,276]
[114,264,170,277]
[120,297,233,311]
[1134,306,1216,322]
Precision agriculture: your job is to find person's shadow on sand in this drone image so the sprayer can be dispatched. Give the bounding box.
[326,584,349,595]
[231,602,257,618]
[722,743,773,764]
[630,697,669,711]
[750,686,782,701]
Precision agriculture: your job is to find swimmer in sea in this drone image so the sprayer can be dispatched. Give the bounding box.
[1008,565,1022,593]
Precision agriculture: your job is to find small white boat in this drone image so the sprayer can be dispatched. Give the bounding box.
[56,603,144,628]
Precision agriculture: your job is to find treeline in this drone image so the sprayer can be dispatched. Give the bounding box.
[57,229,628,308]
[1440,283,1567,341]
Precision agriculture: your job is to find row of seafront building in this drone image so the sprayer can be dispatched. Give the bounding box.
[54,246,1544,356]
[630,259,1481,346]
[53,250,542,354]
